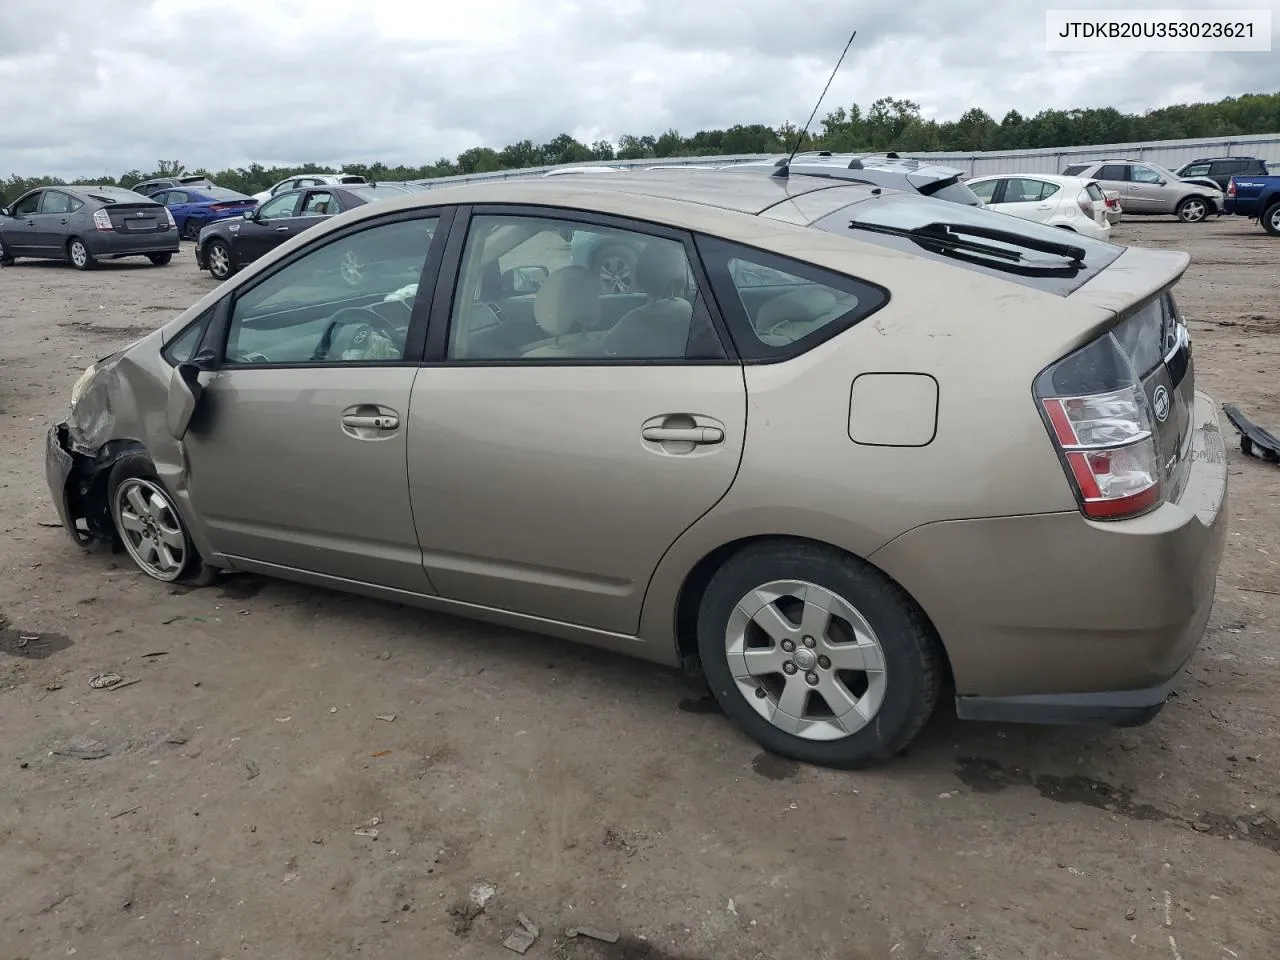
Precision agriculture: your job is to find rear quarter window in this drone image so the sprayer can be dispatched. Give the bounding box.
[695,236,889,362]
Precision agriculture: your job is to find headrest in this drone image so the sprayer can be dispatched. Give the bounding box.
[635,240,690,299]
[533,265,600,337]
[755,286,840,333]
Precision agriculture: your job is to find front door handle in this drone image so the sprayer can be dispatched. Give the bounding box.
[342,413,399,430]
[275,226,290,232]
[641,425,723,444]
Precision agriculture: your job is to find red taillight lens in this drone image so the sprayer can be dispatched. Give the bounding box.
[1227,179,1236,197]
[92,209,113,232]
[1036,334,1162,521]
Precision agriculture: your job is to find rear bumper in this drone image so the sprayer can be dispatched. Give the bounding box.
[870,390,1229,726]
[86,230,179,258]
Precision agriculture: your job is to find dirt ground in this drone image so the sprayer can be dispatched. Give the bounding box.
[1,219,1277,960]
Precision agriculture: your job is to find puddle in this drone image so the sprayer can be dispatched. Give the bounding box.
[751,752,800,781]
[0,618,73,660]
[956,756,1279,853]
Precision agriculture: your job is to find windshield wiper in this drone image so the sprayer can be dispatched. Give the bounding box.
[847,219,1087,275]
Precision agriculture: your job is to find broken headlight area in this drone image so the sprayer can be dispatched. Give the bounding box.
[50,423,144,550]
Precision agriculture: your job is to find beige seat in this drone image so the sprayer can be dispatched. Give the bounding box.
[520,265,602,358]
[602,241,694,358]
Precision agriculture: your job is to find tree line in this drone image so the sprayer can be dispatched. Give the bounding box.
[4,92,1277,201]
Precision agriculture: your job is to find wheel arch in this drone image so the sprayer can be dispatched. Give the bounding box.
[62,437,151,547]
[670,533,953,685]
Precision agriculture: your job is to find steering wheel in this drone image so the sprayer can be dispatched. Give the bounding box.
[310,307,401,362]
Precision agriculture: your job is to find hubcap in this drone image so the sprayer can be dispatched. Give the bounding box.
[1183,200,1206,222]
[114,478,187,581]
[71,242,86,266]
[599,256,633,294]
[1270,209,1280,231]
[725,580,888,741]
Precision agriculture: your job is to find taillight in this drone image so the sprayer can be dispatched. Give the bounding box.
[1077,191,1093,217]
[92,209,113,232]
[1035,332,1161,520]
[1227,179,1236,197]
[163,208,176,228]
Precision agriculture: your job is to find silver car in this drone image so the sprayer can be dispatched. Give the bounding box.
[1061,160,1224,222]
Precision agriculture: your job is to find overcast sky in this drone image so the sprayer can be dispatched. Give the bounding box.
[2,0,1276,178]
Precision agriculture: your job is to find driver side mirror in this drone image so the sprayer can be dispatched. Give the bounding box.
[502,264,549,295]
[243,209,258,221]
[0,207,9,218]
[165,350,216,440]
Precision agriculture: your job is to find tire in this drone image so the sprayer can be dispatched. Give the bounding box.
[0,237,14,266]
[181,219,200,241]
[148,252,173,266]
[1262,201,1280,237]
[68,237,95,270]
[696,540,941,768]
[590,242,638,295]
[205,239,235,281]
[1175,196,1209,223]
[107,454,218,586]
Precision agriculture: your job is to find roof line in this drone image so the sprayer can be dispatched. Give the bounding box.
[756,178,871,216]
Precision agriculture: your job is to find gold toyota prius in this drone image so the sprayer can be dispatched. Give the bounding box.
[45,169,1228,768]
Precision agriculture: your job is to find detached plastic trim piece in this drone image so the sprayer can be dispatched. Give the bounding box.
[1223,403,1280,463]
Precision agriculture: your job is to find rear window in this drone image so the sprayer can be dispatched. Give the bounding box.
[1085,182,1105,202]
[339,175,367,184]
[204,187,250,200]
[920,179,984,205]
[88,189,153,204]
[1096,165,1129,181]
[815,193,1124,296]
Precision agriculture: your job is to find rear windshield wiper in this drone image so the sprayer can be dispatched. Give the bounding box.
[847,219,1087,275]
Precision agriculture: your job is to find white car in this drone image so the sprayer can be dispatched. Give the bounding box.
[965,174,1112,240]
[250,173,368,205]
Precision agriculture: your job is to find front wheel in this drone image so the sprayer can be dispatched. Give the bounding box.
[1262,201,1280,237]
[696,541,942,768]
[108,454,218,586]
[205,239,235,281]
[1176,196,1209,223]
[148,252,173,266]
[68,237,95,270]
[0,237,14,265]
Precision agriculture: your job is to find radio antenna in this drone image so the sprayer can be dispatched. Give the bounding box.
[773,29,857,180]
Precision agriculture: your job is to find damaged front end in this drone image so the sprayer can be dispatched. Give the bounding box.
[45,347,151,548]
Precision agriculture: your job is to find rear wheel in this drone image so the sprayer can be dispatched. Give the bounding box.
[1262,202,1280,237]
[181,218,201,241]
[68,237,95,270]
[107,454,218,586]
[1176,196,1209,223]
[696,541,942,768]
[148,252,172,266]
[205,239,234,280]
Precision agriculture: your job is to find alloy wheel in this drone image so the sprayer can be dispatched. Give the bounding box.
[724,579,888,741]
[114,478,188,581]
[1269,207,1280,233]
[69,240,88,268]
[599,255,634,294]
[1180,199,1207,222]
[208,243,230,279]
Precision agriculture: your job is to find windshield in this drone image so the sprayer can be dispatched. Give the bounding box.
[814,192,1124,296]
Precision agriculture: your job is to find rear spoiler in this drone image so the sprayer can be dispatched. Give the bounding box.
[1067,246,1191,311]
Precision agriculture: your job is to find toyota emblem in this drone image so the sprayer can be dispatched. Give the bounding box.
[1152,385,1171,423]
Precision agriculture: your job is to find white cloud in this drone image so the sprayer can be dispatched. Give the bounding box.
[1,0,1276,178]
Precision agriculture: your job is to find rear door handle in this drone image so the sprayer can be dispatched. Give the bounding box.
[342,414,399,430]
[275,226,290,232]
[641,426,723,444]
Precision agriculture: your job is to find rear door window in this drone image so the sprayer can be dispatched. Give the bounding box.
[1095,164,1130,182]
[1182,163,1212,177]
[39,191,75,214]
[696,236,888,361]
